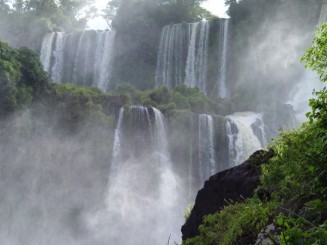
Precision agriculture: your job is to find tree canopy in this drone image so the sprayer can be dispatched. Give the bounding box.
[302,23,327,128]
[104,0,212,31]
[0,0,96,50]
[0,40,49,115]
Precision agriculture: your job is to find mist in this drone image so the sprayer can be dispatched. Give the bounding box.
[227,0,322,116]
[0,109,112,244]
[0,0,326,244]
[0,106,186,244]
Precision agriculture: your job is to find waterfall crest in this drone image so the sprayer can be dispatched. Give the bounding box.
[155,19,229,96]
[40,30,116,91]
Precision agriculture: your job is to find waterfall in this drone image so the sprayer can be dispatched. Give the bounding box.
[184,23,198,88]
[51,32,65,83]
[155,21,210,94]
[155,19,232,96]
[218,19,229,98]
[256,114,267,147]
[226,112,263,165]
[95,31,116,91]
[185,21,210,93]
[72,31,89,85]
[153,107,170,165]
[40,32,55,72]
[87,106,182,245]
[226,118,237,167]
[155,23,189,88]
[198,114,216,183]
[111,107,124,175]
[40,30,116,91]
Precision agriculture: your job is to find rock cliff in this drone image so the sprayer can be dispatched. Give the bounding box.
[181,149,274,240]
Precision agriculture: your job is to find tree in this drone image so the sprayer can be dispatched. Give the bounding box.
[0,41,21,114]
[17,47,49,98]
[104,0,210,29]
[301,23,327,128]
[0,40,50,116]
[0,0,97,50]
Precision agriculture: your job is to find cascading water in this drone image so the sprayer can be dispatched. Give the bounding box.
[87,106,183,245]
[94,32,116,91]
[40,32,55,72]
[153,107,170,165]
[155,19,231,96]
[111,107,124,175]
[155,21,211,94]
[40,30,116,91]
[218,19,229,98]
[226,118,237,167]
[72,31,91,85]
[226,112,264,165]
[155,24,189,88]
[198,114,216,184]
[185,21,210,93]
[51,32,65,83]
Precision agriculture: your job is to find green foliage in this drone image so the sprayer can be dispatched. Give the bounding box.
[0,41,21,114]
[17,47,49,97]
[184,121,327,245]
[0,0,95,50]
[149,87,170,105]
[112,84,216,117]
[48,83,128,131]
[172,84,211,113]
[172,92,190,109]
[276,215,327,245]
[86,109,115,128]
[301,24,327,128]
[16,84,33,109]
[184,199,276,245]
[261,124,327,199]
[0,40,50,116]
[113,83,138,96]
[0,40,126,129]
[307,87,327,127]
[302,23,327,84]
[53,83,103,97]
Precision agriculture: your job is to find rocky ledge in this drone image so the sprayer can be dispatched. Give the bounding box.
[181,149,274,241]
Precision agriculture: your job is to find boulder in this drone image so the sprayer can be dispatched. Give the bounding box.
[181,149,274,240]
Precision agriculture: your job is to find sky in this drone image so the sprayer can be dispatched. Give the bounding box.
[87,0,229,29]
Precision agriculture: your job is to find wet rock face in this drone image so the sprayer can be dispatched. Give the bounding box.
[181,149,274,241]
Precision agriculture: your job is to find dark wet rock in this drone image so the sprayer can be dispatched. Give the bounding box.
[181,149,274,240]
